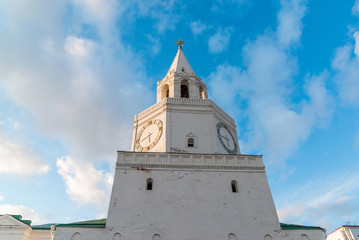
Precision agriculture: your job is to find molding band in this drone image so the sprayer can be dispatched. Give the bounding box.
[116,163,265,172]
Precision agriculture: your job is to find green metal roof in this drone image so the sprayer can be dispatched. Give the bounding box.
[280,223,324,230]
[31,223,57,230]
[56,218,106,228]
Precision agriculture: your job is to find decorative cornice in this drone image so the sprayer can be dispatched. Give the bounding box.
[116,151,264,172]
[116,163,265,172]
[135,98,235,127]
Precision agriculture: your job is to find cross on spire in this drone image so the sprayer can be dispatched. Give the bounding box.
[174,39,185,49]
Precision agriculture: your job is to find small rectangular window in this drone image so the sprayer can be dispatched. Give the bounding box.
[188,138,194,147]
[146,178,153,190]
[231,180,238,193]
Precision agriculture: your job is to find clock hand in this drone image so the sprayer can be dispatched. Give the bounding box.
[220,134,230,147]
[148,132,152,142]
[141,132,153,143]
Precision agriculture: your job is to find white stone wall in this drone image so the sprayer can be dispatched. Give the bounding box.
[54,227,325,240]
[280,229,325,240]
[53,228,107,240]
[106,152,282,240]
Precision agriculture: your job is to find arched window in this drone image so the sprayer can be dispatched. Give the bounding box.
[199,86,205,99]
[231,180,238,193]
[301,234,309,240]
[112,233,121,240]
[147,178,153,190]
[188,138,194,147]
[71,233,81,240]
[264,234,273,240]
[161,84,169,100]
[152,234,161,240]
[181,80,189,98]
[228,233,237,240]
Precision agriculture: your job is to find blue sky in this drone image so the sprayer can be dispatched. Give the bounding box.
[1,0,359,233]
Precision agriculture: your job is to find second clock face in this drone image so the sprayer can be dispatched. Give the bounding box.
[216,122,238,154]
[135,119,163,152]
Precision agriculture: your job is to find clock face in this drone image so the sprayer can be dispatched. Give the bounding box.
[135,119,163,152]
[216,122,238,154]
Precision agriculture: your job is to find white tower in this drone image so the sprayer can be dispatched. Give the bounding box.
[53,41,325,240]
[107,41,282,239]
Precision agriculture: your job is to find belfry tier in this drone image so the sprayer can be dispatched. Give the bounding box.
[131,46,240,155]
[156,47,208,102]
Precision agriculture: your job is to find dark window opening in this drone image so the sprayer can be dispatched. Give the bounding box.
[181,85,189,98]
[147,178,153,190]
[188,138,194,147]
[231,180,238,193]
[182,67,185,72]
[161,85,169,100]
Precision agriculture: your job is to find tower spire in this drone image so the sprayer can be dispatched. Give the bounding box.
[166,39,194,76]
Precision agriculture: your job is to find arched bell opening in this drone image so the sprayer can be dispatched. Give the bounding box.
[180,80,189,98]
[199,85,206,99]
[161,84,169,100]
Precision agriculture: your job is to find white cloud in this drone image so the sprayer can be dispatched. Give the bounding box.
[64,36,94,57]
[332,32,359,106]
[0,195,4,201]
[208,28,232,53]
[353,0,359,16]
[208,57,332,164]
[0,133,49,176]
[124,0,180,34]
[354,31,359,56]
[145,34,161,56]
[277,173,359,230]
[71,0,119,25]
[277,0,307,47]
[0,0,154,162]
[207,0,332,164]
[190,20,209,36]
[57,156,113,205]
[0,204,40,224]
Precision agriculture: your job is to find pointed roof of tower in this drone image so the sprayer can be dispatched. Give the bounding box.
[165,39,195,76]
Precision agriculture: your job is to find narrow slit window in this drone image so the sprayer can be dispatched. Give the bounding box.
[231,180,238,193]
[188,138,194,147]
[147,178,153,190]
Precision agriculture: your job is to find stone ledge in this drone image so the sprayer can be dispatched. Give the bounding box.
[117,151,264,168]
[116,163,265,172]
[134,98,235,127]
